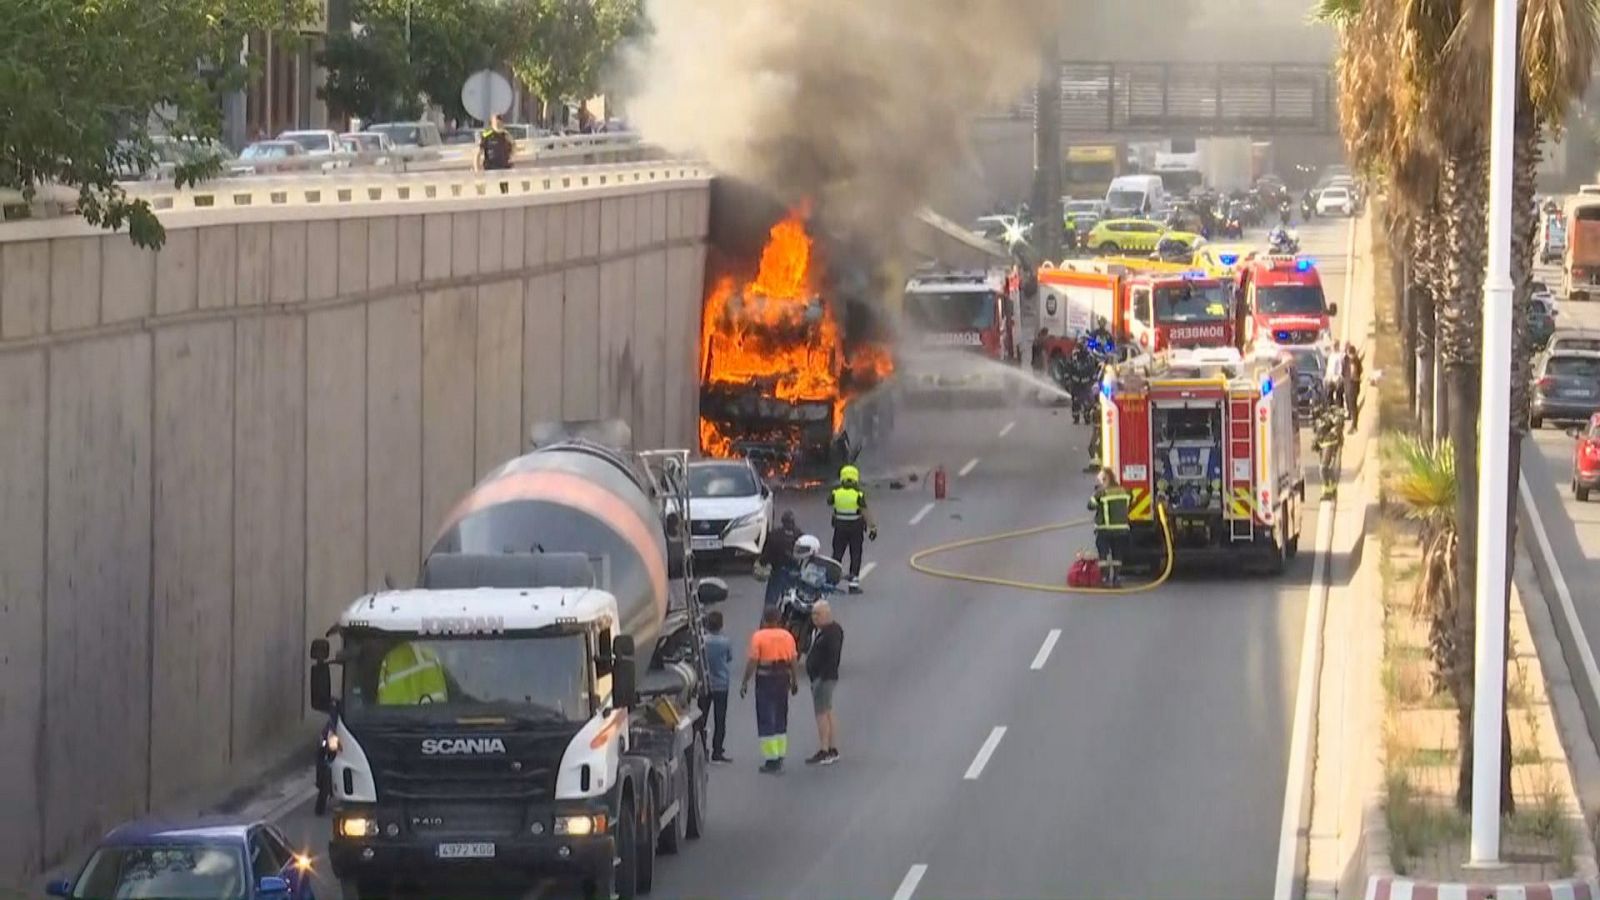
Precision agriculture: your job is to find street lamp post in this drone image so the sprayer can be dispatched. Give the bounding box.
[1469,0,1517,868]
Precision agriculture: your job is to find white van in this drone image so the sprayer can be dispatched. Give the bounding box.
[1105,174,1167,219]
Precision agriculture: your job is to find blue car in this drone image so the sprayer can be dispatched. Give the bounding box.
[47,816,316,900]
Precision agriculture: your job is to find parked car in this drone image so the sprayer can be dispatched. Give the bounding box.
[232,140,308,175]
[1547,328,1600,356]
[277,129,340,156]
[340,132,392,154]
[1541,215,1568,265]
[1571,413,1600,501]
[685,458,774,559]
[366,120,443,148]
[46,816,316,900]
[1532,350,1600,428]
[1528,304,1556,351]
[114,136,236,182]
[1316,185,1356,216]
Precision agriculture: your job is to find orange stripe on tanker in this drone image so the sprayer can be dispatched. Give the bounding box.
[432,469,670,624]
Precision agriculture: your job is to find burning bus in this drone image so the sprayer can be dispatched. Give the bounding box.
[698,209,894,473]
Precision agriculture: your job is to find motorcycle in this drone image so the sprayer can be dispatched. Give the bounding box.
[1301,193,1316,220]
[1278,200,1293,226]
[1268,227,1300,256]
[777,553,845,654]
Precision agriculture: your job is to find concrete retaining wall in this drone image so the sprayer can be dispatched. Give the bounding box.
[0,178,711,881]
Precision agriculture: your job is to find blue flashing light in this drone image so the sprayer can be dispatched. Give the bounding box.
[1295,258,1314,272]
[1219,253,1239,266]
[1101,381,1114,399]
[1261,377,1274,397]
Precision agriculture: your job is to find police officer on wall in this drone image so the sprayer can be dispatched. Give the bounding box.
[827,464,877,593]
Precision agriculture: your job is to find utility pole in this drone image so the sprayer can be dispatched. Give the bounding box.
[1031,31,1064,263]
[1468,0,1516,869]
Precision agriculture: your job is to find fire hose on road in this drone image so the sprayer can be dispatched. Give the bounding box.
[908,504,1176,595]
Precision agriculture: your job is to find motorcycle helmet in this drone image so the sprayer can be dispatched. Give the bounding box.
[793,534,821,563]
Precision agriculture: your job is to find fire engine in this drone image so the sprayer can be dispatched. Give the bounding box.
[1235,254,1338,351]
[1099,347,1304,571]
[898,268,1021,398]
[1032,258,1235,370]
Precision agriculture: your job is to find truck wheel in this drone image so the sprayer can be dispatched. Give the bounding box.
[659,759,687,855]
[636,783,657,893]
[1577,484,1591,502]
[685,745,707,840]
[615,794,640,900]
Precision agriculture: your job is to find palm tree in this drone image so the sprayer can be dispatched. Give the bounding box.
[1387,434,1461,694]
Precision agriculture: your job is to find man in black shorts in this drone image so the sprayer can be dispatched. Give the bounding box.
[804,601,844,765]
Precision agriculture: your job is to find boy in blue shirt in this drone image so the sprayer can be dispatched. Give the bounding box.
[701,611,734,763]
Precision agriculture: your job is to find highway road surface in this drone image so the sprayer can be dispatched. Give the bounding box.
[268,217,1355,899]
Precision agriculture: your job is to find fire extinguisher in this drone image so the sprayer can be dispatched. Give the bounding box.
[933,465,947,500]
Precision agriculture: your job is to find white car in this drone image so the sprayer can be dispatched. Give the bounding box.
[686,459,773,557]
[1316,185,1355,216]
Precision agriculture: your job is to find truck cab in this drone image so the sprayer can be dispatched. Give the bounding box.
[898,268,1020,398]
[1036,260,1234,365]
[1564,197,1600,302]
[1235,255,1336,351]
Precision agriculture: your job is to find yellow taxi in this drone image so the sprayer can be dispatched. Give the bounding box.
[1084,218,1202,255]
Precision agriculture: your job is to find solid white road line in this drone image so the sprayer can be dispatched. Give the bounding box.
[1520,475,1600,711]
[891,864,929,900]
[909,502,935,526]
[859,561,878,582]
[998,420,1016,438]
[1273,499,1337,900]
[958,457,980,477]
[963,727,1008,780]
[1030,629,1063,671]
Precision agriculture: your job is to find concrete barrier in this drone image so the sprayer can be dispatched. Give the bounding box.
[0,164,712,885]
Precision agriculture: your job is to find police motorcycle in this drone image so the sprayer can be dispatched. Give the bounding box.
[1278,198,1294,226]
[777,536,845,655]
[1268,225,1300,256]
[1301,190,1317,220]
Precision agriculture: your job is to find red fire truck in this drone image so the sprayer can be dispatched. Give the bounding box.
[899,268,1021,398]
[1031,259,1235,370]
[1235,254,1338,351]
[1099,347,1304,571]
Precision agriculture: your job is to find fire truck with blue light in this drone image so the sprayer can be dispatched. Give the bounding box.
[898,267,1021,399]
[1030,259,1236,378]
[1234,254,1338,351]
[1098,347,1304,572]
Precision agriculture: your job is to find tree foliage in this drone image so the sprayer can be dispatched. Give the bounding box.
[0,0,315,248]
[510,0,644,112]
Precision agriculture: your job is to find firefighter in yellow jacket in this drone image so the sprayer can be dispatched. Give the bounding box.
[1087,467,1132,587]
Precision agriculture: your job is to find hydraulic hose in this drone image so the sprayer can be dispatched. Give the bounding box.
[907,504,1175,595]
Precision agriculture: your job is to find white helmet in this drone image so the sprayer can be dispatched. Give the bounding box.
[793,534,821,562]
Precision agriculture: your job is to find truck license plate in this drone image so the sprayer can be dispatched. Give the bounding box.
[437,842,495,859]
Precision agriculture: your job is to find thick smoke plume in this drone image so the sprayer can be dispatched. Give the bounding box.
[619,0,1064,240]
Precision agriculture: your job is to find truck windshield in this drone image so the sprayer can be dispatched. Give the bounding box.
[341,633,590,724]
[905,291,996,332]
[1155,283,1229,322]
[1106,190,1144,213]
[1255,284,1327,315]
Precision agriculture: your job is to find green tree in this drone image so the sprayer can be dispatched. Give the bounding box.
[319,18,422,123]
[0,0,314,248]
[511,0,643,120]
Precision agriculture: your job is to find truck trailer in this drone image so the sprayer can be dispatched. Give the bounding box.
[1099,348,1304,572]
[312,422,721,900]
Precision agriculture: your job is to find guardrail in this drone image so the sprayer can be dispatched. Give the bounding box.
[0,160,712,237]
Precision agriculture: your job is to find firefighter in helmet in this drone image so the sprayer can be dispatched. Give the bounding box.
[1313,400,1346,500]
[1087,467,1132,586]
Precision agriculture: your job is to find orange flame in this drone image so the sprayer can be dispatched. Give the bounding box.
[698,208,894,460]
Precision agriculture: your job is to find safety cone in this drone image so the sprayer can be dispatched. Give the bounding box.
[933,465,947,500]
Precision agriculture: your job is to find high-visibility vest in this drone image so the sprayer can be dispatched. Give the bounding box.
[377,643,449,705]
[831,486,864,520]
[1093,488,1131,532]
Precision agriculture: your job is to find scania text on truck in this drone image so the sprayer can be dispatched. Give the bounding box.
[1032,259,1235,369]
[1099,348,1304,571]
[1234,254,1338,350]
[1564,196,1600,302]
[898,268,1021,399]
[311,422,721,900]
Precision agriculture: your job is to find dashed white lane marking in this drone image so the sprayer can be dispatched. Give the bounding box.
[998,420,1016,438]
[892,864,929,900]
[859,561,878,581]
[963,726,1008,780]
[958,457,980,477]
[909,502,935,526]
[1030,629,1063,671]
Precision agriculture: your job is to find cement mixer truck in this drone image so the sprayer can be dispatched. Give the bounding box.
[310,421,723,900]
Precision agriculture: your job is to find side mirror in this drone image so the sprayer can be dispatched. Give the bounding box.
[1327,302,1340,318]
[696,578,729,606]
[613,658,638,708]
[258,876,291,897]
[613,634,635,659]
[45,880,71,897]
[310,638,330,662]
[760,485,771,499]
[310,662,333,714]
